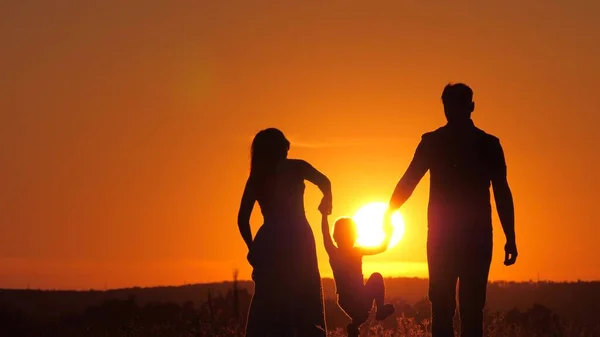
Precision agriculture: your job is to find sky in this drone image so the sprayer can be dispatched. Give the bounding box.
[1,0,599,290]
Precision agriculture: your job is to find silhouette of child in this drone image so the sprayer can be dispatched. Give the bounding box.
[321,213,395,337]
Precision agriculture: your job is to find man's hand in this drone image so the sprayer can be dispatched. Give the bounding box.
[504,241,518,266]
[383,216,394,238]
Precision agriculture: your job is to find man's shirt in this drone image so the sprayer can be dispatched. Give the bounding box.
[405,120,507,243]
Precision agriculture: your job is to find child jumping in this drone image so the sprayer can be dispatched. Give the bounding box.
[321,213,395,337]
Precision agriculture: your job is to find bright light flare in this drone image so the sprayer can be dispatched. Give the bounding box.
[353,202,405,248]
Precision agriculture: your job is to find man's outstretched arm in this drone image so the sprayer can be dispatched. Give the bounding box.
[388,138,430,211]
[490,139,517,265]
[384,138,430,236]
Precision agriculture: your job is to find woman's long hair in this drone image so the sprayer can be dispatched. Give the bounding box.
[249,128,290,197]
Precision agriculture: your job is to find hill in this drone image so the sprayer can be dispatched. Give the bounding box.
[1,278,599,326]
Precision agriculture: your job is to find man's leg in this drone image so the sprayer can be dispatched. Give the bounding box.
[428,241,459,337]
[457,242,493,337]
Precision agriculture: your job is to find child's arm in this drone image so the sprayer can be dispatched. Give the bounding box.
[358,210,394,255]
[321,214,336,255]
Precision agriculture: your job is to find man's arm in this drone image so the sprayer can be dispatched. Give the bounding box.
[490,139,517,265]
[321,214,336,255]
[388,137,430,211]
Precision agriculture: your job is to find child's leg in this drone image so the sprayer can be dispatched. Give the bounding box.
[339,301,369,325]
[339,298,368,336]
[346,312,367,337]
[364,272,385,308]
[365,272,395,321]
[346,323,360,337]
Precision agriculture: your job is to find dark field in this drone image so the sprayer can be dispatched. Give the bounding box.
[1,278,599,336]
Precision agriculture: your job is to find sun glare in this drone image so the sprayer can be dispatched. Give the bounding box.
[353,202,405,248]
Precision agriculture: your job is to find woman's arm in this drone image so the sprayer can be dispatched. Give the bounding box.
[297,160,332,214]
[237,178,256,250]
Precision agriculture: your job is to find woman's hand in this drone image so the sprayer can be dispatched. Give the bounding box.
[318,196,332,215]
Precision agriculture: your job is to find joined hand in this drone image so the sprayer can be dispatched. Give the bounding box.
[318,196,332,215]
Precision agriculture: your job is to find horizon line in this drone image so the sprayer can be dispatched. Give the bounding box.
[2,277,599,292]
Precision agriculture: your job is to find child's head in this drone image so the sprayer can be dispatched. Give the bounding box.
[333,217,358,248]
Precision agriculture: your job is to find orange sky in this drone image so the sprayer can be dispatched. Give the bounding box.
[1,1,599,290]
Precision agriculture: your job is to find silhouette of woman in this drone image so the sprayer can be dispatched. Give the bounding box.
[238,128,331,336]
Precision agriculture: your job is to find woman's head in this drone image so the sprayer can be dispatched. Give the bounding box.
[333,217,358,248]
[250,128,290,179]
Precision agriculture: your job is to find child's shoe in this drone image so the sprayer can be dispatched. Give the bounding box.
[375,304,395,321]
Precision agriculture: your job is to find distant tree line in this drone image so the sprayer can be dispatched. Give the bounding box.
[1,278,599,336]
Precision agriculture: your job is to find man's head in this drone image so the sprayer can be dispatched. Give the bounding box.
[441,83,475,123]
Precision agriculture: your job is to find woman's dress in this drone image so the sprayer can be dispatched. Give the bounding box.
[245,160,327,336]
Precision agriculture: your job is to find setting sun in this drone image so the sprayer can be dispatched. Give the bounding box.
[353,202,405,248]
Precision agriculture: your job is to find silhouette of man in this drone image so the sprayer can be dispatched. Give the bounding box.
[386,83,517,337]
